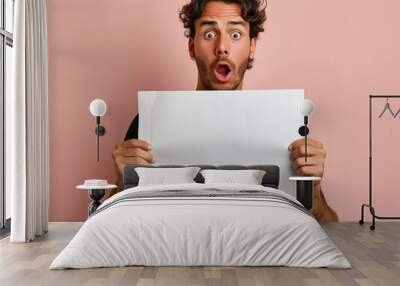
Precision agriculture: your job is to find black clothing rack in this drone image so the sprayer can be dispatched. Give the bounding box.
[359,95,400,230]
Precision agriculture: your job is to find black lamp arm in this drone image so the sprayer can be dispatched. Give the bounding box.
[94,116,106,162]
[298,116,309,162]
[304,116,308,162]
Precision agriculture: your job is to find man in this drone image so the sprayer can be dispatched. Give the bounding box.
[112,0,338,222]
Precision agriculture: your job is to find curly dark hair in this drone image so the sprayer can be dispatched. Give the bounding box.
[179,0,267,39]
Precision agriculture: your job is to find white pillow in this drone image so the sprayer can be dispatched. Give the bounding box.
[135,167,201,186]
[200,169,266,185]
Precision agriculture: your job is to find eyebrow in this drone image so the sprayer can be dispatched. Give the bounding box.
[228,20,246,27]
[199,20,247,28]
[199,20,218,27]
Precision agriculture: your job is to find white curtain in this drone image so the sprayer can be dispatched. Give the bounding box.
[8,0,49,242]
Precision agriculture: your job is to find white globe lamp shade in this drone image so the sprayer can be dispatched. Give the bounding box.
[90,99,107,117]
[299,99,315,116]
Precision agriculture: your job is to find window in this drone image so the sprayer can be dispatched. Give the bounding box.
[1,0,14,234]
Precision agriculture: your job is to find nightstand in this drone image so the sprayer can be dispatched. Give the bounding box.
[77,180,117,216]
[289,176,321,210]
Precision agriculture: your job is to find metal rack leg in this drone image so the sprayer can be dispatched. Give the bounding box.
[359,204,367,225]
[359,202,400,231]
[369,206,376,231]
[359,203,376,230]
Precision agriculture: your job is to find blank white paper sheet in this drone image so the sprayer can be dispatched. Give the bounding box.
[138,90,304,196]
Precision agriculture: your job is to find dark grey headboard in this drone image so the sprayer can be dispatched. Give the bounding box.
[123,165,280,189]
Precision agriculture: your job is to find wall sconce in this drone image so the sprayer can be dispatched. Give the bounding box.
[89,99,107,162]
[298,99,315,162]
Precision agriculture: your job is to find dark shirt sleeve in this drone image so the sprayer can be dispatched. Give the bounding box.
[124,115,139,141]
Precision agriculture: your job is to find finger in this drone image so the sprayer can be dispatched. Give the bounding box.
[290,145,326,160]
[121,139,152,150]
[123,156,150,165]
[116,147,155,163]
[295,165,324,177]
[291,155,325,170]
[115,157,150,174]
[291,137,323,147]
[289,138,323,149]
[290,145,326,161]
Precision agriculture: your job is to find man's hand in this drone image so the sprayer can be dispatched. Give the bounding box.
[288,138,326,185]
[288,138,338,222]
[111,139,154,196]
[113,139,155,175]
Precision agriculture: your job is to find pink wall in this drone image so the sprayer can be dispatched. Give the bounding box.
[47,0,400,222]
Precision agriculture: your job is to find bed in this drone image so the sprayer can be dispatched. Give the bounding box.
[50,165,350,269]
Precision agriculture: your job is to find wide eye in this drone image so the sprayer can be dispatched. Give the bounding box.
[232,31,242,40]
[204,31,216,40]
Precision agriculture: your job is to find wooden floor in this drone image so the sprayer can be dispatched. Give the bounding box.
[0,222,399,286]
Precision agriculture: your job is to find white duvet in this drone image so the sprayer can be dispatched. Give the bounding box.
[50,183,351,269]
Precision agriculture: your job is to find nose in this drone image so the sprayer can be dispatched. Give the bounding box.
[215,35,230,57]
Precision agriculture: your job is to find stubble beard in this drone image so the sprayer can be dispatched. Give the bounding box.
[195,56,250,91]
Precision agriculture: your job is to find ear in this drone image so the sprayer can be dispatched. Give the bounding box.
[188,38,195,60]
[249,38,257,61]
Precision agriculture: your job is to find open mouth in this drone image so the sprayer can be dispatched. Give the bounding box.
[214,62,232,83]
